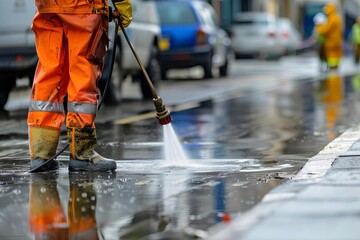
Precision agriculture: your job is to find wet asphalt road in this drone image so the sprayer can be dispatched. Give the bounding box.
[1,54,360,239]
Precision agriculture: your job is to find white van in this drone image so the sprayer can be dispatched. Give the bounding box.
[0,0,162,109]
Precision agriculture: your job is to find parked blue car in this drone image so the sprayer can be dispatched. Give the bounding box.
[155,0,232,79]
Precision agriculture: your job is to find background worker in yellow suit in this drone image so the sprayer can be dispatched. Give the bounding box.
[28,0,132,172]
[316,3,343,70]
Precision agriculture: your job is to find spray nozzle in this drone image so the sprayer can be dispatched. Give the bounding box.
[153,96,172,125]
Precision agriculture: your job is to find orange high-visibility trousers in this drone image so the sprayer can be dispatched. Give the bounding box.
[28,12,108,130]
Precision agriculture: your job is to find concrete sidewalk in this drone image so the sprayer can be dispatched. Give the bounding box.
[209,125,360,240]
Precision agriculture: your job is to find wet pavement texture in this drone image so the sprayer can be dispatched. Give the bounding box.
[2,68,360,238]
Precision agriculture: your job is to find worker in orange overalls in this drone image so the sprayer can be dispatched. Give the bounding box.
[28,0,132,172]
[316,3,343,70]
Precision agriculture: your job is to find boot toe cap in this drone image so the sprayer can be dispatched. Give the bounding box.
[30,159,59,172]
[69,159,117,172]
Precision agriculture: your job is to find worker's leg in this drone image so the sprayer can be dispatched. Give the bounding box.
[28,13,70,172]
[60,13,116,171]
[355,44,360,64]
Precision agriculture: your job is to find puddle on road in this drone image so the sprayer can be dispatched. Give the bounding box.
[3,73,360,239]
[115,158,294,174]
[0,157,294,177]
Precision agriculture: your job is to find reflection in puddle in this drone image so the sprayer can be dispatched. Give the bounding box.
[239,163,293,172]
[29,173,100,239]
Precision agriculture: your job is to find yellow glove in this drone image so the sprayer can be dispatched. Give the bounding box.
[114,0,132,28]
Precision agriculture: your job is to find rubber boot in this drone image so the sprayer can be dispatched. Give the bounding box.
[29,127,60,172]
[67,127,117,172]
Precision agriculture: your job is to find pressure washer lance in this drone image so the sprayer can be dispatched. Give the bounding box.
[111,4,172,125]
[153,97,172,125]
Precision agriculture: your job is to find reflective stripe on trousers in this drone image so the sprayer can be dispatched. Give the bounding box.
[28,100,98,129]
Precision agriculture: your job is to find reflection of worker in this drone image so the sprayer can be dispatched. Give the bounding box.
[68,173,99,239]
[29,174,68,239]
[29,173,101,239]
[316,3,343,70]
[318,73,342,140]
[351,74,360,92]
[313,12,328,71]
[352,16,360,64]
[28,0,132,172]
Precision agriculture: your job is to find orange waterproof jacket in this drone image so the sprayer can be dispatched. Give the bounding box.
[316,4,343,58]
[35,0,108,14]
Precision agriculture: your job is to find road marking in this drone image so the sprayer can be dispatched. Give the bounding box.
[113,111,155,124]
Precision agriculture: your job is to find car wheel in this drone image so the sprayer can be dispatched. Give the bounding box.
[139,46,161,100]
[203,50,213,79]
[99,43,124,105]
[219,53,230,77]
[258,51,268,60]
[0,77,16,110]
[28,73,35,87]
[161,68,167,80]
[203,60,213,79]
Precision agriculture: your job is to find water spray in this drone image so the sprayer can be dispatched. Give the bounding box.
[112,7,172,125]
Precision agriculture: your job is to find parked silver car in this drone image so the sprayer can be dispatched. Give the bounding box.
[276,18,302,54]
[230,12,285,59]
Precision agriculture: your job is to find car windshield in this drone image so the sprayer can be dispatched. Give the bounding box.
[156,2,197,25]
